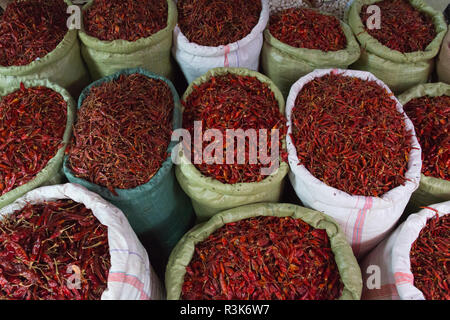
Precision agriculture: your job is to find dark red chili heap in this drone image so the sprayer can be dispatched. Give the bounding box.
[291,73,412,197]
[0,199,110,300]
[67,73,173,195]
[410,210,449,300]
[360,0,436,53]
[0,84,67,196]
[182,216,344,300]
[177,0,262,46]
[182,74,287,184]
[83,0,168,41]
[269,8,347,51]
[0,0,68,67]
[403,95,449,181]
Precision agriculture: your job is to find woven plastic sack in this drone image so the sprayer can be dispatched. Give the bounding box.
[78,0,177,81]
[175,67,289,222]
[0,183,164,300]
[172,0,269,84]
[286,68,422,258]
[397,83,450,214]
[165,202,363,300]
[261,11,360,97]
[348,0,447,94]
[0,0,90,97]
[0,78,75,210]
[63,68,194,274]
[360,201,449,300]
[437,26,450,84]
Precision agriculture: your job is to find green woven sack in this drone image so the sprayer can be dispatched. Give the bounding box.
[78,0,177,81]
[175,67,290,222]
[0,78,76,209]
[261,11,361,98]
[348,0,447,94]
[0,1,90,97]
[165,202,363,300]
[62,67,194,275]
[398,83,450,214]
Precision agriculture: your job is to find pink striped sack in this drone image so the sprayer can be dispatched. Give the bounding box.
[360,201,449,300]
[0,183,164,300]
[172,0,269,83]
[286,69,422,258]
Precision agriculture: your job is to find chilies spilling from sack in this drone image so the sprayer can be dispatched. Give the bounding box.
[182,215,344,300]
[0,84,67,196]
[0,0,68,66]
[290,73,413,197]
[410,209,449,300]
[403,95,450,181]
[83,0,168,41]
[269,7,347,51]
[67,73,173,195]
[0,199,110,300]
[177,0,262,46]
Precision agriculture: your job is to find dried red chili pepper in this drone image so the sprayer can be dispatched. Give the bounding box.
[403,95,449,181]
[83,0,168,42]
[410,210,449,300]
[0,199,110,300]
[177,0,261,46]
[269,8,347,51]
[0,0,68,66]
[290,73,412,197]
[360,0,436,53]
[67,73,173,195]
[182,216,344,300]
[0,84,67,196]
[182,73,287,184]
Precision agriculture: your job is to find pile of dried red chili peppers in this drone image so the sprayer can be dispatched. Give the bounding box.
[83,0,168,42]
[182,73,287,184]
[0,199,110,300]
[0,0,68,66]
[182,216,344,300]
[360,0,436,53]
[67,73,173,195]
[290,73,412,197]
[403,95,449,181]
[269,8,347,51]
[410,210,449,300]
[0,84,67,196]
[177,0,261,46]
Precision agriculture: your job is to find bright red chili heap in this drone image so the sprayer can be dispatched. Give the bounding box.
[0,199,110,300]
[83,0,168,41]
[269,7,347,51]
[291,73,412,197]
[360,0,436,53]
[182,216,344,300]
[177,0,261,46]
[0,0,68,67]
[0,84,67,196]
[67,73,173,195]
[410,211,449,300]
[403,95,449,181]
[182,73,287,184]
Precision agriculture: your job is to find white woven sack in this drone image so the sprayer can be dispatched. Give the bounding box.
[286,68,422,258]
[0,183,164,300]
[360,201,449,300]
[172,0,270,83]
